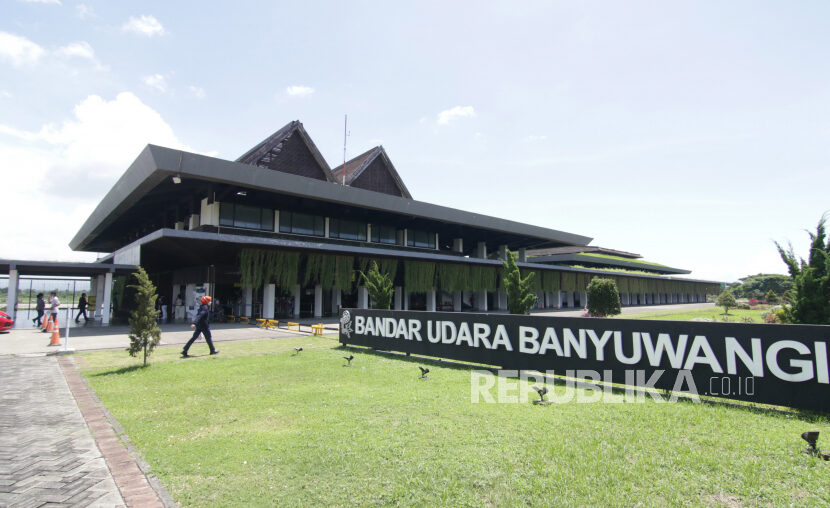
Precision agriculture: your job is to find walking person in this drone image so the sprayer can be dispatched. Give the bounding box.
[32,293,45,327]
[75,293,89,324]
[181,296,219,357]
[49,291,60,324]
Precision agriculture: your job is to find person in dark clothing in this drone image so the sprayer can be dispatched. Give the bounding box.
[75,293,89,324]
[181,296,219,357]
[33,293,45,327]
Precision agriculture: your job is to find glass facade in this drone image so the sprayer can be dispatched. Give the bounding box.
[329,218,367,241]
[219,203,274,231]
[279,211,325,236]
[407,229,435,249]
[371,224,398,245]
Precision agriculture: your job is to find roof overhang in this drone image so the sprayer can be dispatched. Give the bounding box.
[71,145,592,252]
[0,259,137,277]
[528,253,691,275]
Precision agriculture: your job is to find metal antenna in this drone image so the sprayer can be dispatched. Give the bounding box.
[342,114,348,185]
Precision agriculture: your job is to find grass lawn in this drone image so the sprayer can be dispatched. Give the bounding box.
[80,336,830,507]
[625,306,767,323]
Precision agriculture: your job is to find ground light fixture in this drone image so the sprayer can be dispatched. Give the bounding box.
[171,174,182,184]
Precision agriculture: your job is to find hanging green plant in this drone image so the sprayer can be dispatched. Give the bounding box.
[405,261,436,292]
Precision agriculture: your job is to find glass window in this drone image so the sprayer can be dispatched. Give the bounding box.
[279,211,325,236]
[218,203,275,231]
[371,224,398,245]
[330,218,366,241]
[407,229,435,249]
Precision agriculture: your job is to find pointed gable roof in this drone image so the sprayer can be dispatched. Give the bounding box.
[332,146,412,199]
[236,121,333,182]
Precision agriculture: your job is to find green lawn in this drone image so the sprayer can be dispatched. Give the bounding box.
[625,306,768,323]
[80,337,829,507]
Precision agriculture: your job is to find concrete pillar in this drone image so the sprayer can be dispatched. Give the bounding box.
[358,286,368,309]
[497,245,507,260]
[580,292,587,309]
[518,248,526,262]
[453,291,462,312]
[243,286,253,317]
[497,291,507,310]
[404,291,410,310]
[566,291,574,308]
[101,272,113,325]
[6,268,17,320]
[476,241,487,259]
[332,289,341,313]
[641,293,647,306]
[293,284,301,318]
[427,290,437,312]
[314,284,322,318]
[394,287,403,310]
[551,291,561,309]
[452,238,463,253]
[263,284,276,319]
[324,217,330,238]
[476,290,487,311]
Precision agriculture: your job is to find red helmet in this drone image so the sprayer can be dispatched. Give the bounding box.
[201,296,212,305]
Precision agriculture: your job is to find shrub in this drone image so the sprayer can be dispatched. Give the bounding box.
[716,290,737,315]
[765,290,779,304]
[748,298,758,306]
[127,266,161,366]
[360,261,394,310]
[586,278,622,317]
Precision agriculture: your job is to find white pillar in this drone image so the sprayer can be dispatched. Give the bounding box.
[6,268,17,321]
[332,289,342,313]
[452,238,463,253]
[497,245,507,310]
[552,290,562,309]
[404,291,410,310]
[453,291,462,312]
[314,284,323,318]
[394,287,403,310]
[476,290,487,312]
[476,241,487,258]
[293,284,301,318]
[566,291,574,308]
[243,286,253,317]
[101,272,113,325]
[641,293,647,306]
[580,292,587,309]
[427,290,436,312]
[263,284,276,319]
[518,248,526,262]
[358,286,368,309]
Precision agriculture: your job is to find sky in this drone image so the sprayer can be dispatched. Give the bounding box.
[1,0,828,283]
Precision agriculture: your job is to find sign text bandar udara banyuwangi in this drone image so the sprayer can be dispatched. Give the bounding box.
[339,309,830,412]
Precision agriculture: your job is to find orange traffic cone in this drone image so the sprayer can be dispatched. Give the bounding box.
[45,315,53,333]
[48,317,61,346]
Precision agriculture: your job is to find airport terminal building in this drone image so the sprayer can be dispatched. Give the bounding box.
[5,121,720,323]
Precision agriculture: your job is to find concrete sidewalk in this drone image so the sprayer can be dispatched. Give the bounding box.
[0,319,340,356]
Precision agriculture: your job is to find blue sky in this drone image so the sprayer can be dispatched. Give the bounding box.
[1,0,828,282]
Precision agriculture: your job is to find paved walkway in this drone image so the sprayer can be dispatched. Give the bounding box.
[0,355,126,507]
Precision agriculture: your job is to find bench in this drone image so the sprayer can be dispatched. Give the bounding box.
[311,323,325,335]
[264,319,279,329]
[255,318,268,328]
[226,314,237,323]
[239,316,250,324]
[285,321,300,331]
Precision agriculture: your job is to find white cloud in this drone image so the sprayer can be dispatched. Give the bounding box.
[55,41,95,60]
[286,85,314,97]
[142,74,167,93]
[22,0,61,4]
[122,15,165,37]
[0,31,46,67]
[0,90,11,98]
[437,105,476,125]
[76,3,92,19]
[523,134,548,142]
[0,92,195,261]
[188,85,206,99]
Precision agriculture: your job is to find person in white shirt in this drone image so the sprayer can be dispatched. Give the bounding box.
[49,292,60,323]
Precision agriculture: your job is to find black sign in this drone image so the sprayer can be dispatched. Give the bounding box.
[339,309,830,412]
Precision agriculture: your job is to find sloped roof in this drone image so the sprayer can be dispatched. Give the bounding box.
[332,146,413,199]
[527,245,642,259]
[236,120,333,182]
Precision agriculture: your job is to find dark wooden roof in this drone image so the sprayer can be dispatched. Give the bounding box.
[236,121,333,182]
[331,146,412,199]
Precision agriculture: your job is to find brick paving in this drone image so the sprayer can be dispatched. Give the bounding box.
[0,356,125,507]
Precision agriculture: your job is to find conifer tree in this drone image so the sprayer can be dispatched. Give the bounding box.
[775,215,830,324]
[586,278,621,317]
[765,289,778,304]
[127,267,161,366]
[360,261,394,310]
[502,250,536,315]
[716,289,737,316]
